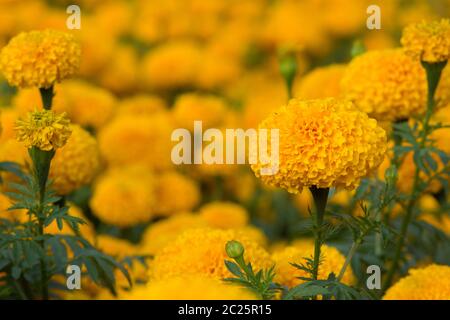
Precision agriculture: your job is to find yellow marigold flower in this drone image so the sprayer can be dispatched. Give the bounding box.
[0,29,80,88]
[90,166,156,227]
[140,41,201,90]
[60,80,117,130]
[294,64,346,99]
[121,275,257,300]
[116,94,166,117]
[172,93,227,131]
[341,49,427,121]
[384,264,450,300]
[15,110,72,151]
[251,98,387,193]
[401,19,450,63]
[98,112,174,171]
[49,125,100,195]
[272,240,355,288]
[150,228,273,281]
[155,171,201,216]
[199,201,249,229]
[141,212,207,255]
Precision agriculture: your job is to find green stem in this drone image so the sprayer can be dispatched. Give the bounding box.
[337,240,360,282]
[382,60,447,293]
[309,187,329,281]
[39,86,54,110]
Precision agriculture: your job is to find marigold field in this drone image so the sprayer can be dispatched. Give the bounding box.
[0,0,449,301]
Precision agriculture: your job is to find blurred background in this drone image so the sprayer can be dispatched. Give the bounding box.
[0,0,449,296]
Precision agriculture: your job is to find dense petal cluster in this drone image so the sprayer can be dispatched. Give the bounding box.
[15,110,72,151]
[341,49,427,121]
[401,19,450,63]
[49,125,101,195]
[272,240,355,288]
[122,275,257,300]
[251,98,387,193]
[0,29,80,88]
[384,264,450,300]
[150,228,273,280]
[90,166,156,227]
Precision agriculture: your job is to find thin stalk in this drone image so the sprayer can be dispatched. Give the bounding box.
[309,187,329,281]
[382,60,447,292]
[337,240,360,282]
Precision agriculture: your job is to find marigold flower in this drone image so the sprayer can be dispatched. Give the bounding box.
[199,201,249,229]
[401,19,450,63]
[383,264,450,300]
[98,112,174,171]
[0,29,80,88]
[90,166,156,227]
[116,94,166,117]
[15,110,72,151]
[172,93,227,131]
[251,98,387,193]
[294,64,346,99]
[272,240,355,288]
[341,49,428,121]
[150,228,273,280]
[121,275,257,300]
[141,213,207,255]
[49,125,100,195]
[155,171,201,216]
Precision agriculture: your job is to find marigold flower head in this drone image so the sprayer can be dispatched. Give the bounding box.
[15,110,72,151]
[341,49,428,121]
[140,41,201,90]
[141,212,207,255]
[150,228,273,281]
[116,94,166,117]
[199,201,249,229]
[401,19,450,63]
[121,275,257,300]
[155,171,201,216]
[98,112,174,171]
[49,125,100,195]
[272,240,355,288]
[383,264,450,300]
[0,29,80,88]
[172,93,227,131]
[251,98,387,193]
[90,166,156,227]
[294,64,346,99]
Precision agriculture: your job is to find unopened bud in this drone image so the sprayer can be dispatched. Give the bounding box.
[225,240,244,259]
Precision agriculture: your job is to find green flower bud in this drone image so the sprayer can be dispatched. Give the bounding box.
[225,240,244,259]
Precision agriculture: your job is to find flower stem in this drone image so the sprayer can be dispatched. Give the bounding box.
[39,86,54,110]
[382,60,447,293]
[337,240,360,282]
[309,187,329,281]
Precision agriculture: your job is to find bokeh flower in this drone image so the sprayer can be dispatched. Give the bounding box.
[383,264,450,300]
[15,110,72,151]
[90,166,156,227]
[294,64,346,99]
[199,201,249,229]
[0,29,80,88]
[251,98,387,193]
[49,125,100,195]
[121,275,257,300]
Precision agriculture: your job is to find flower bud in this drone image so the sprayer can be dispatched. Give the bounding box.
[225,240,244,259]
